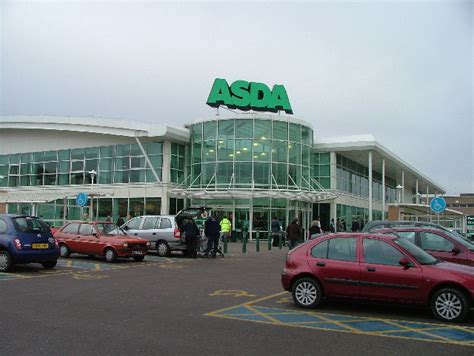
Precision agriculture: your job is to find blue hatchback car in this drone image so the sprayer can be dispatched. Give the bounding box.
[0,214,60,272]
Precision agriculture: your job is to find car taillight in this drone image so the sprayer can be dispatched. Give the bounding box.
[174,228,181,238]
[14,238,22,250]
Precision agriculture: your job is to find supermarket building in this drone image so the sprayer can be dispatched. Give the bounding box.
[0,112,456,236]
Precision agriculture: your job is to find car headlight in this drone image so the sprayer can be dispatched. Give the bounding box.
[123,242,128,248]
[146,241,151,247]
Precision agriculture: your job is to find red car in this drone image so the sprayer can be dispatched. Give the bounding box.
[373,227,474,267]
[54,221,150,262]
[281,233,474,322]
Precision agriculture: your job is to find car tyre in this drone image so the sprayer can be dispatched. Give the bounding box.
[292,277,322,309]
[156,241,170,257]
[104,248,117,263]
[41,260,57,269]
[133,255,145,262]
[0,249,12,272]
[59,244,70,258]
[431,288,468,322]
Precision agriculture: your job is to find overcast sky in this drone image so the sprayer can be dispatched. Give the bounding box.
[1,1,472,195]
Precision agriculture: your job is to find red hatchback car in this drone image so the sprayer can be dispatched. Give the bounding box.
[281,233,474,322]
[373,227,474,267]
[54,221,150,262]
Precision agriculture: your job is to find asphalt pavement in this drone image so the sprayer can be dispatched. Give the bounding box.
[1,242,473,355]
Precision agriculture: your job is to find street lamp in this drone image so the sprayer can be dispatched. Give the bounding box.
[88,170,97,185]
[396,184,403,204]
[416,192,422,204]
[87,170,97,221]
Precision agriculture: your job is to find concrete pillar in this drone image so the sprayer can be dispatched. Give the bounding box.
[382,158,385,219]
[416,179,419,204]
[330,152,337,190]
[401,170,405,204]
[161,141,172,215]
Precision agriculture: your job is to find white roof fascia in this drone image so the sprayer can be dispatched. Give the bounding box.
[314,135,446,194]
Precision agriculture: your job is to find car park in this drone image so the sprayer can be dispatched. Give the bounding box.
[372,227,474,266]
[121,207,209,257]
[0,214,60,272]
[54,221,150,262]
[281,232,474,322]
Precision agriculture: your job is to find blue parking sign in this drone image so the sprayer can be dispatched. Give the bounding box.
[76,192,89,207]
[430,197,446,214]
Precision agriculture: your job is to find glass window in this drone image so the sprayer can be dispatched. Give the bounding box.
[115,157,129,170]
[100,146,113,157]
[70,149,84,160]
[235,119,253,138]
[289,143,301,165]
[311,240,328,258]
[63,223,80,234]
[289,123,301,142]
[202,163,216,186]
[130,144,142,156]
[125,217,142,230]
[116,144,130,156]
[302,127,312,145]
[217,162,233,185]
[85,147,99,159]
[191,123,202,143]
[272,163,287,188]
[203,140,216,162]
[44,151,57,161]
[130,157,145,169]
[160,218,172,229]
[327,237,356,261]
[235,162,252,186]
[363,238,405,266]
[234,139,252,161]
[147,142,162,155]
[420,232,454,252]
[254,163,270,187]
[218,120,234,139]
[273,121,288,140]
[217,139,234,161]
[272,141,288,163]
[145,198,161,215]
[396,231,416,244]
[142,217,159,230]
[79,224,94,236]
[99,158,113,171]
[254,120,271,139]
[0,219,7,234]
[253,140,271,161]
[203,121,217,139]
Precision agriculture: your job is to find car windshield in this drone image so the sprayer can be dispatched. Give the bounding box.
[12,217,50,233]
[95,223,126,235]
[394,237,438,265]
[445,230,474,251]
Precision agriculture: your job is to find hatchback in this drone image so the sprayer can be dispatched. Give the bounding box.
[0,214,60,272]
[122,207,209,257]
[281,233,474,322]
[54,221,150,262]
[373,227,474,267]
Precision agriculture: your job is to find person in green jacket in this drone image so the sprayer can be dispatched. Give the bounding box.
[219,215,232,241]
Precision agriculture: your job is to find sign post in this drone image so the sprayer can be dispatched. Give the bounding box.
[430,197,447,225]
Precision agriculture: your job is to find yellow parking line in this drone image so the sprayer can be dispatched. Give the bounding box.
[246,305,284,325]
[372,319,453,342]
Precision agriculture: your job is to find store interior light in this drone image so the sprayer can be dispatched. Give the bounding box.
[242,147,248,151]
[253,143,258,147]
[209,149,214,153]
[261,152,266,156]
[236,151,241,154]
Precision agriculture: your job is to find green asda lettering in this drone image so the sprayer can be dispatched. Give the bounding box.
[206,78,293,115]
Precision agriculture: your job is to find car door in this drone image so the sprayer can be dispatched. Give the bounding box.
[157,217,178,246]
[123,217,143,237]
[139,216,160,243]
[308,236,360,298]
[59,223,81,251]
[359,237,423,302]
[418,231,466,264]
[78,223,96,255]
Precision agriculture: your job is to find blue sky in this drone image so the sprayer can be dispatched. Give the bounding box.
[1,1,472,195]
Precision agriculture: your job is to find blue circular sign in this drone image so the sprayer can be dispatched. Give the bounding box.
[76,192,89,207]
[430,197,446,214]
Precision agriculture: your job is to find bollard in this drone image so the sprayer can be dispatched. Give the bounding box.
[256,232,260,252]
[268,234,272,250]
[224,234,228,254]
[242,233,247,253]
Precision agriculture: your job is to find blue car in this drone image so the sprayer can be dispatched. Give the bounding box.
[0,214,60,272]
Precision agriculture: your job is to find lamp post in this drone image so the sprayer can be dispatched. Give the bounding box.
[396,184,403,221]
[416,192,422,205]
[88,170,97,221]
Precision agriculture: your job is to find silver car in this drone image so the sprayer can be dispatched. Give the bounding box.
[122,207,209,257]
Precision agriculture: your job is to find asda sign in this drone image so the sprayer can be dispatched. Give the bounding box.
[206,78,293,114]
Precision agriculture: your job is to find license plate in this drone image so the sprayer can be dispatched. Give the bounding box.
[132,250,144,255]
[32,243,49,249]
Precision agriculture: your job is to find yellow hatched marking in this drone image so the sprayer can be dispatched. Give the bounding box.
[245,306,284,325]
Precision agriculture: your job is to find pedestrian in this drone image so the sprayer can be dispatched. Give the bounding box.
[204,214,220,257]
[309,219,322,239]
[183,218,200,258]
[116,215,125,227]
[351,217,360,232]
[329,218,336,233]
[271,216,282,247]
[341,219,347,232]
[337,218,343,232]
[219,214,232,243]
[242,218,249,241]
[286,218,301,250]
[105,215,112,222]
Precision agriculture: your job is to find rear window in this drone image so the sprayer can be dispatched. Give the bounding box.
[12,217,50,233]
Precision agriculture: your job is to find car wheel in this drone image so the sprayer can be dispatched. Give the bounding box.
[41,260,57,269]
[431,288,468,322]
[104,248,117,263]
[0,249,12,272]
[156,241,170,257]
[59,244,70,258]
[133,255,145,262]
[292,277,322,309]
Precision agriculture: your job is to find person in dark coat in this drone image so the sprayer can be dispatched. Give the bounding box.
[116,215,125,227]
[286,218,301,250]
[204,214,220,257]
[183,218,200,258]
[271,216,282,247]
[309,219,322,239]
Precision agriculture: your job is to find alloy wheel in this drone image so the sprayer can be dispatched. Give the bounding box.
[435,292,462,320]
[295,281,318,306]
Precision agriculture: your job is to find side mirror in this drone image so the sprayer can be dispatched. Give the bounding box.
[123,225,129,230]
[452,247,461,255]
[399,258,412,268]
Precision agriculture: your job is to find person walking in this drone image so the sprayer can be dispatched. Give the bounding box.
[286,218,301,250]
[204,214,220,257]
[337,218,343,232]
[309,219,322,239]
[183,218,200,258]
[271,216,282,247]
[116,215,125,227]
[219,214,232,244]
[329,218,336,233]
[341,219,347,232]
